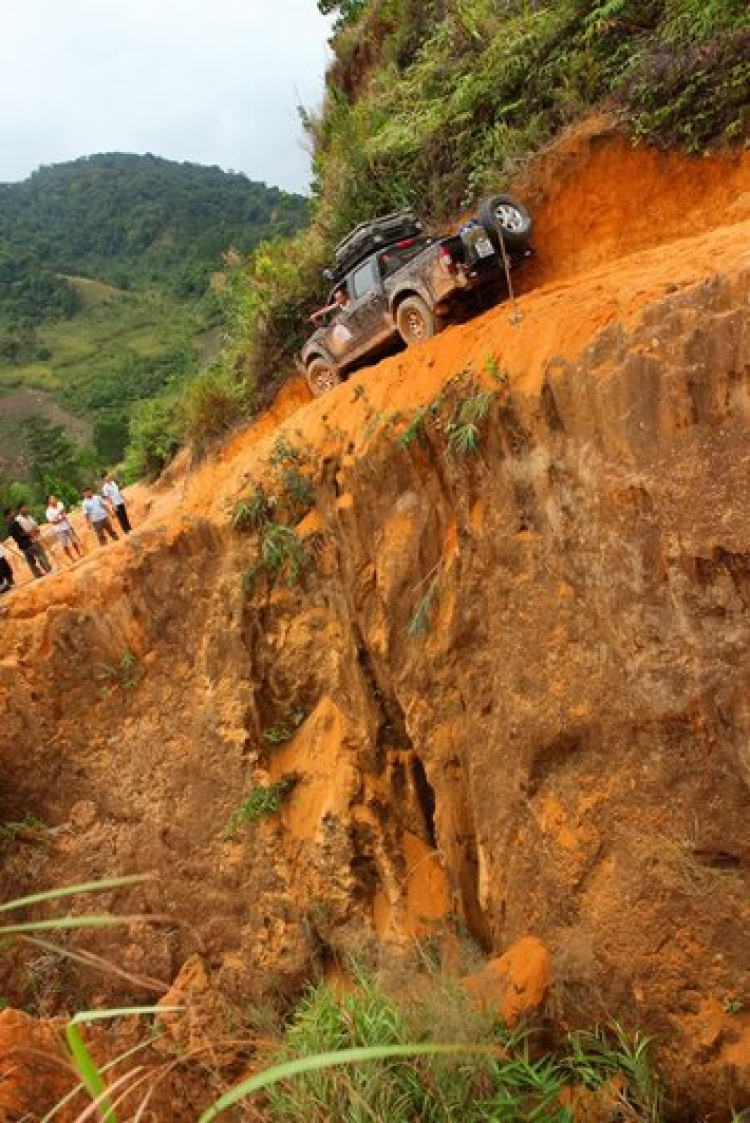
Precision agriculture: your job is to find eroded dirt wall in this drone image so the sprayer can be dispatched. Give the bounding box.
[1,265,748,1111]
[1,131,749,1115]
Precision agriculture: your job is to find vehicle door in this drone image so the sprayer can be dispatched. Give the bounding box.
[347,258,392,358]
[323,291,361,362]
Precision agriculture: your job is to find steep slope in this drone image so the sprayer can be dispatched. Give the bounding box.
[0,133,748,1115]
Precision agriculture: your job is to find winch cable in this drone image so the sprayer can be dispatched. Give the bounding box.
[496,225,523,327]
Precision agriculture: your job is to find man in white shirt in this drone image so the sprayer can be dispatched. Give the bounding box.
[82,488,119,547]
[46,495,84,563]
[101,473,131,534]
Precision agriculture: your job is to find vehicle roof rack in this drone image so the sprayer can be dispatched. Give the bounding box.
[328,210,423,282]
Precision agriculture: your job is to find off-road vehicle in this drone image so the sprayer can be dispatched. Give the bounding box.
[299,195,532,395]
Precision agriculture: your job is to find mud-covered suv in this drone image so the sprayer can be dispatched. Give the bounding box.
[299,195,532,395]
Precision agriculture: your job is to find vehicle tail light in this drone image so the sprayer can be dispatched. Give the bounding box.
[439,246,456,274]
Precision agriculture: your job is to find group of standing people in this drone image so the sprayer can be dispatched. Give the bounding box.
[1,473,132,592]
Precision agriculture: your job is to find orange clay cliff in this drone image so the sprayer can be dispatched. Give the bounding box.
[1,122,749,1117]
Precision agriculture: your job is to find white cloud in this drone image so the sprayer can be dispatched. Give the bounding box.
[1,0,332,191]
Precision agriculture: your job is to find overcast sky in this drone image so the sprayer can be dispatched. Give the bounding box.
[1,0,333,194]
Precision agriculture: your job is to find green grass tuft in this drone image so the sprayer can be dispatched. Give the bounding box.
[201,972,664,1121]
[223,781,293,839]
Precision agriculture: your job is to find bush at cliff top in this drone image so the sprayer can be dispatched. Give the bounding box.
[226,230,331,404]
[311,0,747,236]
[122,395,182,481]
[181,362,253,458]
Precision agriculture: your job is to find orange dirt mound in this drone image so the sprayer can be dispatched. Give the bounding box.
[515,116,750,289]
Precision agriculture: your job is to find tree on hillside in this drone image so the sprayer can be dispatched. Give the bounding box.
[318,0,369,29]
[20,416,87,505]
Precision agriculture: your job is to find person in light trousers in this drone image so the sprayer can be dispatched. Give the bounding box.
[101,473,131,534]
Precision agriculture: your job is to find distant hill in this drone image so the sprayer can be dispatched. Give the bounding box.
[0,154,309,477]
[0,152,308,300]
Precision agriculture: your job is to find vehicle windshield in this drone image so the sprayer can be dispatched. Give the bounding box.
[378,238,431,280]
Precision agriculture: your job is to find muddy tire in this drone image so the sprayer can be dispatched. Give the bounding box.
[477,194,532,253]
[396,295,442,346]
[307,358,341,397]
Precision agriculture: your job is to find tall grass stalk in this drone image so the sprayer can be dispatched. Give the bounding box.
[199,1043,490,1121]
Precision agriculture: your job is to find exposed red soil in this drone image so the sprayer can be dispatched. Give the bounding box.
[1,122,748,1118]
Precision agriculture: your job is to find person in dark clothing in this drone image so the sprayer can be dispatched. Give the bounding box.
[0,542,16,592]
[3,507,52,579]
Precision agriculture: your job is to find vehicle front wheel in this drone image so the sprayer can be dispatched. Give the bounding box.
[477,194,532,253]
[395,296,442,346]
[307,358,341,397]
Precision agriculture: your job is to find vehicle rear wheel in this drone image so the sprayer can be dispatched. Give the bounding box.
[477,194,532,252]
[396,296,441,346]
[307,358,341,397]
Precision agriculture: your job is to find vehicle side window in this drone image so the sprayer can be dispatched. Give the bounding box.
[350,259,379,300]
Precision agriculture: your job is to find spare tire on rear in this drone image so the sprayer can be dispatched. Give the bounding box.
[477,194,532,252]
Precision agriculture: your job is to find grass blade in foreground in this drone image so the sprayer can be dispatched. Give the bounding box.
[199,1043,492,1121]
[65,1025,115,1123]
[0,914,157,938]
[62,1008,182,1123]
[0,874,151,913]
[41,1034,165,1122]
[70,1005,182,1025]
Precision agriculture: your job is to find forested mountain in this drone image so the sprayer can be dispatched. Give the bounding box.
[0,155,309,496]
[0,153,308,312]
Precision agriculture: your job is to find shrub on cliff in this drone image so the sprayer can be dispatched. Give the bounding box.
[181,362,252,458]
[250,973,664,1121]
[224,230,331,405]
[122,395,182,481]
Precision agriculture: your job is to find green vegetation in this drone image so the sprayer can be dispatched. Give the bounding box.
[446,387,494,456]
[0,878,670,1118]
[264,709,308,744]
[397,367,498,459]
[0,873,151,940]
[94,651,141,696]
[233,437,318,592]
[224,781,292,838]
[312,0,747,231]
[180,361,252,458]
[0,154,308,483]
[233,483,276,533]
[0,247,78,328]
[407,569,442,638]
[270,432,308,467]
[122,395,183,481]
[0,153,307,297]
[248,523,313,589]
[220,974,664,1121]
[0,813,48,844]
